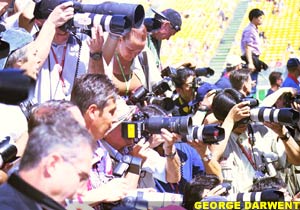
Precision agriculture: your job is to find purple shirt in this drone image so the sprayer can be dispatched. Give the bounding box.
[87,140,113,191]
[241,23,261,56]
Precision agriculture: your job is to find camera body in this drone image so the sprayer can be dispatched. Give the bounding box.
[152,77,175,95]
[0,136,18,168]
[113,154,142,177]
[128,85,175,111]
[194,67,215,77]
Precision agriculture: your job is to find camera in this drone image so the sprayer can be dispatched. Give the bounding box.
[113,154,142,177]
[71,13,131,36]
[128,85,175,111]
[250,107,300,126]
[237,96,300,126]
[122,190,183,209]
[161,66,177,78]
[121,114,192,139]
[242,97,259,108]
[34,0,145,35]
[194,67,215,77]
[190,77,203,90]
[152,77,175,95]
[0,136,18,169]
[282,92,300,107]
[227,189,284,202]
[184,124,225,144]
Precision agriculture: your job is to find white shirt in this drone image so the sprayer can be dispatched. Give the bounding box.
[221,123,286,193]
[34,34,90,103]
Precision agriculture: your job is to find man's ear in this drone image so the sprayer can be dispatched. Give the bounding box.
[43,153,62,177]
[85,104,101,120]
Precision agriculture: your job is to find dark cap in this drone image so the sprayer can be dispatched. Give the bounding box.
[34,0,60,19]
[189,82,217,106]
[287,58,300,69]
[152,8,182,32]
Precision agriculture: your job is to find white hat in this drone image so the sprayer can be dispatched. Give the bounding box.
[105,97,137,135]
[226,55,245,68]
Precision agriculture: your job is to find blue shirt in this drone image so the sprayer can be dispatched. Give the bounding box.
[155,142,204,194]
[215,75,232,89]
[282,75,300,90]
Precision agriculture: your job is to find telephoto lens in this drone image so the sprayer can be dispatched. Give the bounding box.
[184,124,225,144]
[250,107,300,126]
[145,116,193,136]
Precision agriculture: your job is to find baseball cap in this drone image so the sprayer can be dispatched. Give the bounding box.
[105,97,137,135]
[189,82,217,106]
[152,8,182,32]
[0,28,33,69]
[287,57,300,69]
[226,55,245,68]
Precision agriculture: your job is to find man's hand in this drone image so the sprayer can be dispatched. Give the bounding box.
[248,63,256,72]
[83,178,129,203]
[47,1,74,27]
[161,128,181,153]
[87,25,104,54]
[130,138,151,162]
[227,101,251,122]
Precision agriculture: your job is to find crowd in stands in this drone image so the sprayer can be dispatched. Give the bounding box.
[2,0,300,210]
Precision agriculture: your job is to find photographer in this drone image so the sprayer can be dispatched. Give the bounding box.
[182,174,229,210]
[104,103,181,189]
[211,88,287,193]
[229,68,253,97]
[102,24,162,97]
[70,74,144,208]
[136,104,203,194]
[282,58,300,91]
[215,54,245,89]
[31,0,105,102]
[172,67,197,116]
[147,8,182,70]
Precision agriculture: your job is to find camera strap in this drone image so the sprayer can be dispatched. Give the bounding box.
[8,173,65,210]
[236,126,257,170]
[138,51,150,91]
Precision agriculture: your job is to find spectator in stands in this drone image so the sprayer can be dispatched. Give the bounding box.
[241,8,268,96]
[148,8,182,69]
[266,71,283,96]
[215,55,245,89]
[229,68,253,97]
[0,120,95,209]
[282,58,300,91]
